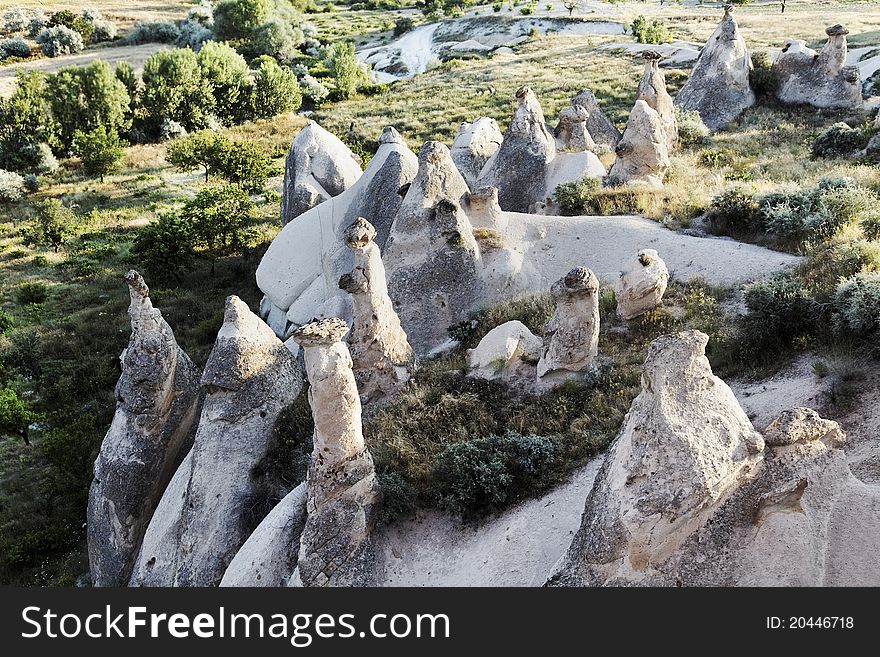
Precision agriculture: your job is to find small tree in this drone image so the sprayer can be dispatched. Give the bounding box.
[326,41,361,101]
[166,130,232,182]
[563,0,580,17]
[182,184,254,272]
[250,56,302,119]
[73,125,125,181]
[214,141,271,192]
[141,48,216,136]
[197,40,252,125]
[132,213,197,284]
[213,0,270,40]
[0,387,36,445]
[0,71,58,173]
[22,199,76,252]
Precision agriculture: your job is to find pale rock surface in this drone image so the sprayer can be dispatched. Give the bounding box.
[478,86,556,213]
[88,271,202,587]
[450,117,503,190]
[762,407,845,448]
[219,482,308,587]
[384,142,482,354]
[290,319,382,587]
[608,100,669,188]
[338,218,414,404]
[674,6,755,131]
[543,151,606,210]
[467,320,541,389]
[554,104,595,153]
[130,296,303,586]
[537,268,600,386]
[465,186,507,232]
[636,50,677,150]
[281,121,362,224]
[616,249,669,320]
[773,24,862,110]
[258,126,418,335]
[570,88,622,149]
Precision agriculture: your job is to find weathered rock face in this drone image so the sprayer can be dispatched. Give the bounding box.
[88,271,202,587]
[762,407,845,448]
[465,186,506,232]
[554,104,596,152]
[608,100,670,188]
[467,320,541,390]
[290,319,382,587]
[281,121,363,225]
[130,296,303,587]
[451,117,503,190]
[773,24,862,110]
[258,126,418,335]
[537,268,600,385]
[338,218,414,404]
[674,7,755,131]
[616,249,670,320]
[636,50,677,150]
[547,331,765,586]
[570,88,622,149]
[478,86,556,213]
[384,141,482,354]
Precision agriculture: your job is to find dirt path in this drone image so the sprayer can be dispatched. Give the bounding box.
[0,43,170,97]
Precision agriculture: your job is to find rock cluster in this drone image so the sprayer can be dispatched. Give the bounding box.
[570,88,622,149]
[608,100,669,188]
[554,104,595,153]
[636,50,677,150]
[450,117,503,190]
[282,121,363,225]
[87,271,202,587]
[466,320,542,390]
[338,218,414,404]
[773,24,862,110]
[290,319,382,587]
[674,6,755,131]
[616,249,669,320]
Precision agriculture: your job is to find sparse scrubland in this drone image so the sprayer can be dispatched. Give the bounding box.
[2,0,880,585]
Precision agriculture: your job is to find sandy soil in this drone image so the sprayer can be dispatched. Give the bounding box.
[0,43,169,97]
[375,458,603,586]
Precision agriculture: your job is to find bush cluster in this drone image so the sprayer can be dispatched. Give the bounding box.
[630,15,671,44]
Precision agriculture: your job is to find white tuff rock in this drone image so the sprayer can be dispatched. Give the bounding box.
[608,100,670,188]
[616,249,669,320]
[467,320,542,389]
[450,117,503,190]
[636,50,678,150]
[570,88,622,149]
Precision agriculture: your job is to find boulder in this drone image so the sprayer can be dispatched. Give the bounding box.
[451,117,503,190]
[570,88,622,149]
[674,6,755,131]
[554,104,596,153]
[773,24,862,110]
[478,86,556,213]
[130,296,303,586]
[616,249,669,320]
[537,268,601,386]
[258,126,418,335]
[88,271,202,587]
[636,50,678,150]
[762,407,845,448]
[281,121,362,225]
[608,100,670,188]
[467,320,542,389]
[338,218,414,404]
[289,319,382,587]
[384,142,483,354]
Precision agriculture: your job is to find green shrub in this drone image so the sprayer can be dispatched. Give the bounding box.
[749,50,777,101]
[1,36,31,59]
[73,125,126,181]
[140,49,216,135]
[0,309,12,334]
[166,130,231,182]
[326,41,362,101]
[35,25,83,57]
[132,213,197,284]
[674,107,710,147]
[250,56,302,119]
[0,387,36,443]
[630,15,670,45]
[811,122,871,158]
[832,272,880,337]
[213,0,271,40]
[431,431,556,518]
[247,19,304,60]
[707,186,760,235]
[21,199,76,252]
[0,72,59,174]
[450,293,554,349]
[125,20,180,45]
[16,281,49,305]
[197,41,252,125]
[861,212,880,241]
[182,184,255,271]
[394,16,415,36]
[377,472,418,524]
[492,1,503,10]
[555,177,602,216]
[520,4,536,15]
[742,274,821,350]
[214,141,272,191]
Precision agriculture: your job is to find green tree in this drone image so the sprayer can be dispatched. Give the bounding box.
[182,184,254,272]
[0,71,58,173]
[250,56,302,119]
[47,60,131,152]
[213,0,271,40]
[21,199,76,252]
[247,18,304,59]
[73,125,125,181]
[197,40,253,125]
[141,49,216,136]
[40,413,101,495]
[132,213,197,284]
[166,130,232,182]
[326,41,361,101]
[214,141,271,192]
[0,387,37,445]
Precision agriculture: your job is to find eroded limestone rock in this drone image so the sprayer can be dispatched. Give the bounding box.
[451,117,503,190]
[290,319,382,587]
[537,268,600,385]
[338,218,414,404]
[608,100,669,188]
[467,320,541,389]
[616,249,670,320]
[554,104,596,153]
[88,270,202,587]
[674,6,755,131]
[636,50,678,150]
[570,88,622,149]
[282,121,363,224]
[762,407,845,448]
[773,24,862,110]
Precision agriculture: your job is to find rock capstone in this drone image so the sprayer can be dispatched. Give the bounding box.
[636,50,678,150]
[616,249,670,320]
[570,88,622,149]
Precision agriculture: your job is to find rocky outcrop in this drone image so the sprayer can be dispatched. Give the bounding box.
[384,141,482,354]
[130,296,302,587]
[290,319,382,587]
[554,104,595,153]
[281,121,362,225]
[451,117,503,190]
[608,100,669,188]
[465,186,506,232]
[773,24,862,110]
[762,407,845,448]
[674,6,755,131]
[537,268,600,386]
[338,218,414,404]
[636,50,677,150]
[88,271,202,587]
[570,88,622,149]
[478,86,556,213]
[467,320,542,390]
[258,126,418,335]
[616,249,669,320]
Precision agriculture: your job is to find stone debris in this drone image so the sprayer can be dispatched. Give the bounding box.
[636,50,678,150]
[608,100,670,188]
[616,249,670,320]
